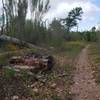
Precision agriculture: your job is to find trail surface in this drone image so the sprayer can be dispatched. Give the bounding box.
[71,46,100,100]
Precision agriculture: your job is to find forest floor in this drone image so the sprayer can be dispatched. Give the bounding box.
[71,45,100,100]
[0,40,100,100]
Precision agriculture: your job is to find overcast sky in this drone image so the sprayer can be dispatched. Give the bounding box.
[0,0,100,31]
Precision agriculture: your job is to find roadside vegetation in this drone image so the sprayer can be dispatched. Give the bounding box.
[89,43,100,83]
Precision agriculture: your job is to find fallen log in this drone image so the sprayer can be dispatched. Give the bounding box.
[0,35,45,50]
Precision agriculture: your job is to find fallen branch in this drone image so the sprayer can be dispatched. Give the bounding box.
[53,73,69,79]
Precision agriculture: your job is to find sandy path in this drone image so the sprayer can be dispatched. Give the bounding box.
[71,46,100,100]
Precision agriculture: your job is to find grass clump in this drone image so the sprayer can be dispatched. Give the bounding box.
[51,93,62,100]
[20,70,30,84]
[3,68,16,79]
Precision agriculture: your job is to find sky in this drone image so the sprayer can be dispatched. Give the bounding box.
[0,0,100,31]
[44,0,100,31]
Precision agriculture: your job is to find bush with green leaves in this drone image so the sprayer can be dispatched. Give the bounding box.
[83,31,97,41]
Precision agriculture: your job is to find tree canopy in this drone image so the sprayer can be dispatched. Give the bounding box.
[62,7,83,32]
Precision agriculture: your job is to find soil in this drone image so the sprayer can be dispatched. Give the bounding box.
[71,45,100,100]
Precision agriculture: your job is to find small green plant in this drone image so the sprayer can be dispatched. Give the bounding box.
[95,73,100,83]
[34,96,41,100]
[3,68,16,79]
[20,70,29,83]
[51,94,62,100]
[65,93,73,100]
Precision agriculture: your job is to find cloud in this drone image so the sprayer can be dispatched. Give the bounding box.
[44,0,100,24]
[96,23,100,30]
[82,1,100,20]
[0,0,2,16]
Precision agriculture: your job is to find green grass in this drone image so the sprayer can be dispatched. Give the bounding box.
[89,43,100,83]
[53,41,86,59]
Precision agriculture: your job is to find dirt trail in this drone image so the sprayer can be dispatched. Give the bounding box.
[71,45,100,100]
